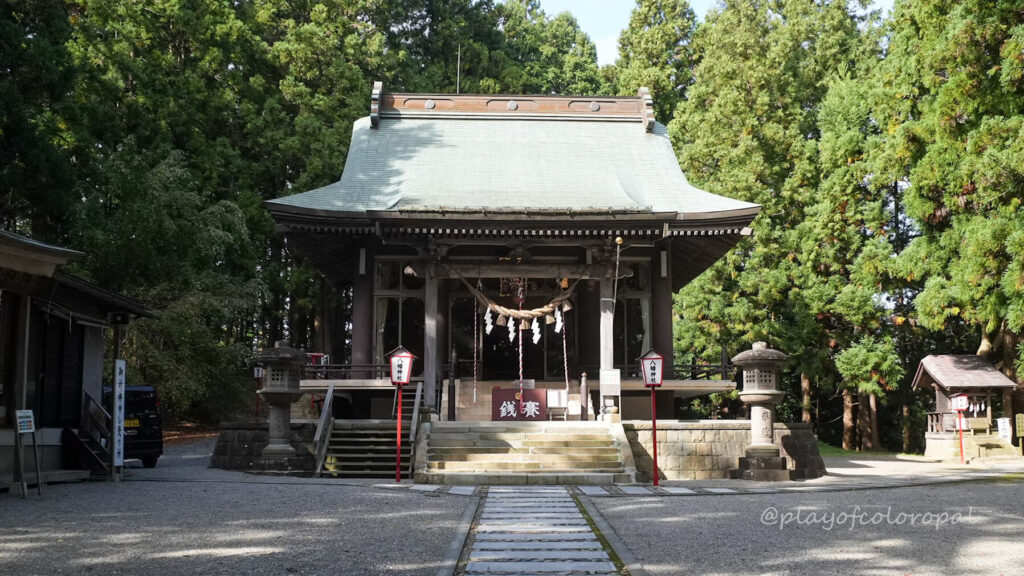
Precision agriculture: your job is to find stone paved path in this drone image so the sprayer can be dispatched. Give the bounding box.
[462,487,619,575]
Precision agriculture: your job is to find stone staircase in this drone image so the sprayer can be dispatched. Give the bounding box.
[418,421,634,485]
[322,389,415,478]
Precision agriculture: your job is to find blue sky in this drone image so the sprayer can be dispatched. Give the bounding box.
[535,0,895,66]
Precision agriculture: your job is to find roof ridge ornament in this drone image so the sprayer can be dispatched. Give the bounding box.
[638,87,655,132]
[370,81,383,128]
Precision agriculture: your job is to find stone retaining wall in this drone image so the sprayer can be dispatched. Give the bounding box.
[622,421,826,481]
[210,422,316,473]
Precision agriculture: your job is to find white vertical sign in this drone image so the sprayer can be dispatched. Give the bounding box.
[997,417,1012,443]
[114,359,126,467]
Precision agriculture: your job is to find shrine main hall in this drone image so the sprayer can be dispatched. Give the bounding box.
[255,83,824,483]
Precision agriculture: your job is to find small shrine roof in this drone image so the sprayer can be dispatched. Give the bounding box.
[912,355,1018,393]
[266,84,759,224]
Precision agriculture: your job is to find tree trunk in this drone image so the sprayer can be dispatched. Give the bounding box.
[801,372,812,424]
[842,389,856,451]
[857,392,872,451]
[869,393,881,451]
[902,401,911,453]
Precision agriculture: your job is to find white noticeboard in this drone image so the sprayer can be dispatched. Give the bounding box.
[114,359,126,467]
[997,417,1012,443]
[15,410,35,434]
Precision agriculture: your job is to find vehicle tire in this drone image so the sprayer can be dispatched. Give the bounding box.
[142,455,159,468]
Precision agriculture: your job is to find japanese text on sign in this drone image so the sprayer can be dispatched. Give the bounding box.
[16,410,35,434]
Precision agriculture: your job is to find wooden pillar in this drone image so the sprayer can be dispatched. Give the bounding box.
[14,295,30,410]
[599,275,614,371]
[423,265,438,411]
[599,273,617,418]
[351,247,374,373]
[437,278,449,370]
[437,278,450,416]
[575,282,599,370]
[651,246,674,379]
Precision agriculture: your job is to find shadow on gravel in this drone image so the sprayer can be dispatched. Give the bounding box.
[1,438,465,576]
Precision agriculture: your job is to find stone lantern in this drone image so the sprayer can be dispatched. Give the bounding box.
[731,341,792,481]
[254,340,306,459]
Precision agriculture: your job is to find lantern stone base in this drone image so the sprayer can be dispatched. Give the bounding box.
[261,439,297,458]
[732,453,794,482]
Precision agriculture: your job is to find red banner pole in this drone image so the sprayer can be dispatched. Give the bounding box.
[397,383,403,483]
[651,387,659,487]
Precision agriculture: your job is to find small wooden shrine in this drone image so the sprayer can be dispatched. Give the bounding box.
[914,354,1021,460]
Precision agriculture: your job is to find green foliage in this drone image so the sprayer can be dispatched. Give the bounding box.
[879,0,1024,370]
[0,0,76,237]
[834,335,904,396]
[5,0,1021,443]
[615,0,696,118]
[2,0,612,423]
[669,0,863,371]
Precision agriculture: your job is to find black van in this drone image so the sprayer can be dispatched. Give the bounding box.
[104,386,164,468]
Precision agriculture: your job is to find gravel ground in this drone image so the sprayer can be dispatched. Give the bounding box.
[595,477,1024,576]
[0,438,470,576]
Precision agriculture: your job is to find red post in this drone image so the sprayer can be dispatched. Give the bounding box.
[957,409,965,465]
[651,387,659,486]
[396,383,403,483]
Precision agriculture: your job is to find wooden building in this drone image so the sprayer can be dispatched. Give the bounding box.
[914,354,1020,460]
[266,84,761,423]
[0,231,148,487]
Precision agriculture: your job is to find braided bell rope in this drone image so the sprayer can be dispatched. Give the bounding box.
[454,274,579,321]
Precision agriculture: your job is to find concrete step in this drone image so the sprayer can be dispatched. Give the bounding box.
[323,469,408,478]
[423,472,628,485]
[428,461,624,472]
[328,452,409,459]
[329,432,405,440]
[428,446,619,456]
[325,462,401,471]
[429,432,613,442]
[428,452,619,463]
[431,425,612,435]
[429,438,614,448]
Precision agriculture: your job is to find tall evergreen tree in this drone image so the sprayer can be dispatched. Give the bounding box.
[875,0,1024,386]
[0,0,75,237]
[615,0,695,119]
[668,0,864,427]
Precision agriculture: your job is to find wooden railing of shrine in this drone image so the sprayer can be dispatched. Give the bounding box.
[302,364,389,380]
[576,362,733,381]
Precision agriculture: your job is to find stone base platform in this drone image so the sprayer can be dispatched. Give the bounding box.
[623,421,825,481]
[210,421,315,473]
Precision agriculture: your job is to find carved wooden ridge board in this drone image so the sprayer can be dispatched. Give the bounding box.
[369,80,657,131]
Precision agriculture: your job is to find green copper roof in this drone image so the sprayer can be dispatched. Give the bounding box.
[267,116,759,221]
